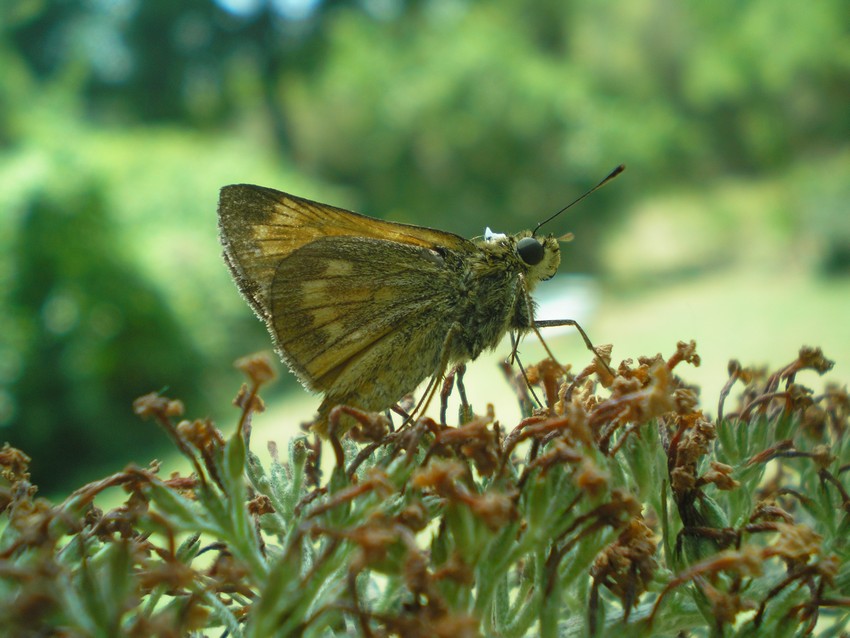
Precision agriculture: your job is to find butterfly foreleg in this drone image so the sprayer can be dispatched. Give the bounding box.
[533,318,614,376]
[515,273,568,370]
[517,273,613,377]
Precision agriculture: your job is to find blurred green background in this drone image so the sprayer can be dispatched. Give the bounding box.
[1,0,848,493]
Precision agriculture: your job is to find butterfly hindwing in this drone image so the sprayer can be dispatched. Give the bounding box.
[268,235,462,410]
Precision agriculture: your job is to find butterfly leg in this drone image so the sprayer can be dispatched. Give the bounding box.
[533,318,614,376]
[388,404,409,430]
[507,331,544,410]
[439,363,470,425]
[455,363,470,420]
[515,272,608,378]
[439,369,456,425]
[405,322,465,425]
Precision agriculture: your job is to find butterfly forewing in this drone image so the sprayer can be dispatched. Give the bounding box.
[218,184,470,320]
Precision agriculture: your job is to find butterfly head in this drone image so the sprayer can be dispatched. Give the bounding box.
[513,231,561,287]
[483,227,560,286]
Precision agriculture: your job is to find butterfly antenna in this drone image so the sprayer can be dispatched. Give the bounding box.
[532,164,625,236]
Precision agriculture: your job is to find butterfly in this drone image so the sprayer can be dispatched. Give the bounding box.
[218,166,622,434]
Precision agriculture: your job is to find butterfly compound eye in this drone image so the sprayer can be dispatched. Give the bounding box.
[516,236,545,266]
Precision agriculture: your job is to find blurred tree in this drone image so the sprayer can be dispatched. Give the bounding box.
[279,0,850,225]
[5,0,344,144]
[5,0,849,267]
[6,181,207,492]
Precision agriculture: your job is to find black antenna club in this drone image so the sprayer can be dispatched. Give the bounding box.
[532,164,625,236]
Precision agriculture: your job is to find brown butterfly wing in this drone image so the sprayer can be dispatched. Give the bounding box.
[218,184,470,322]
[218,184,475,410]
[268,236,461,411]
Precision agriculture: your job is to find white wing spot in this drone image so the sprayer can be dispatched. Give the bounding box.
[323,259,354,276]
